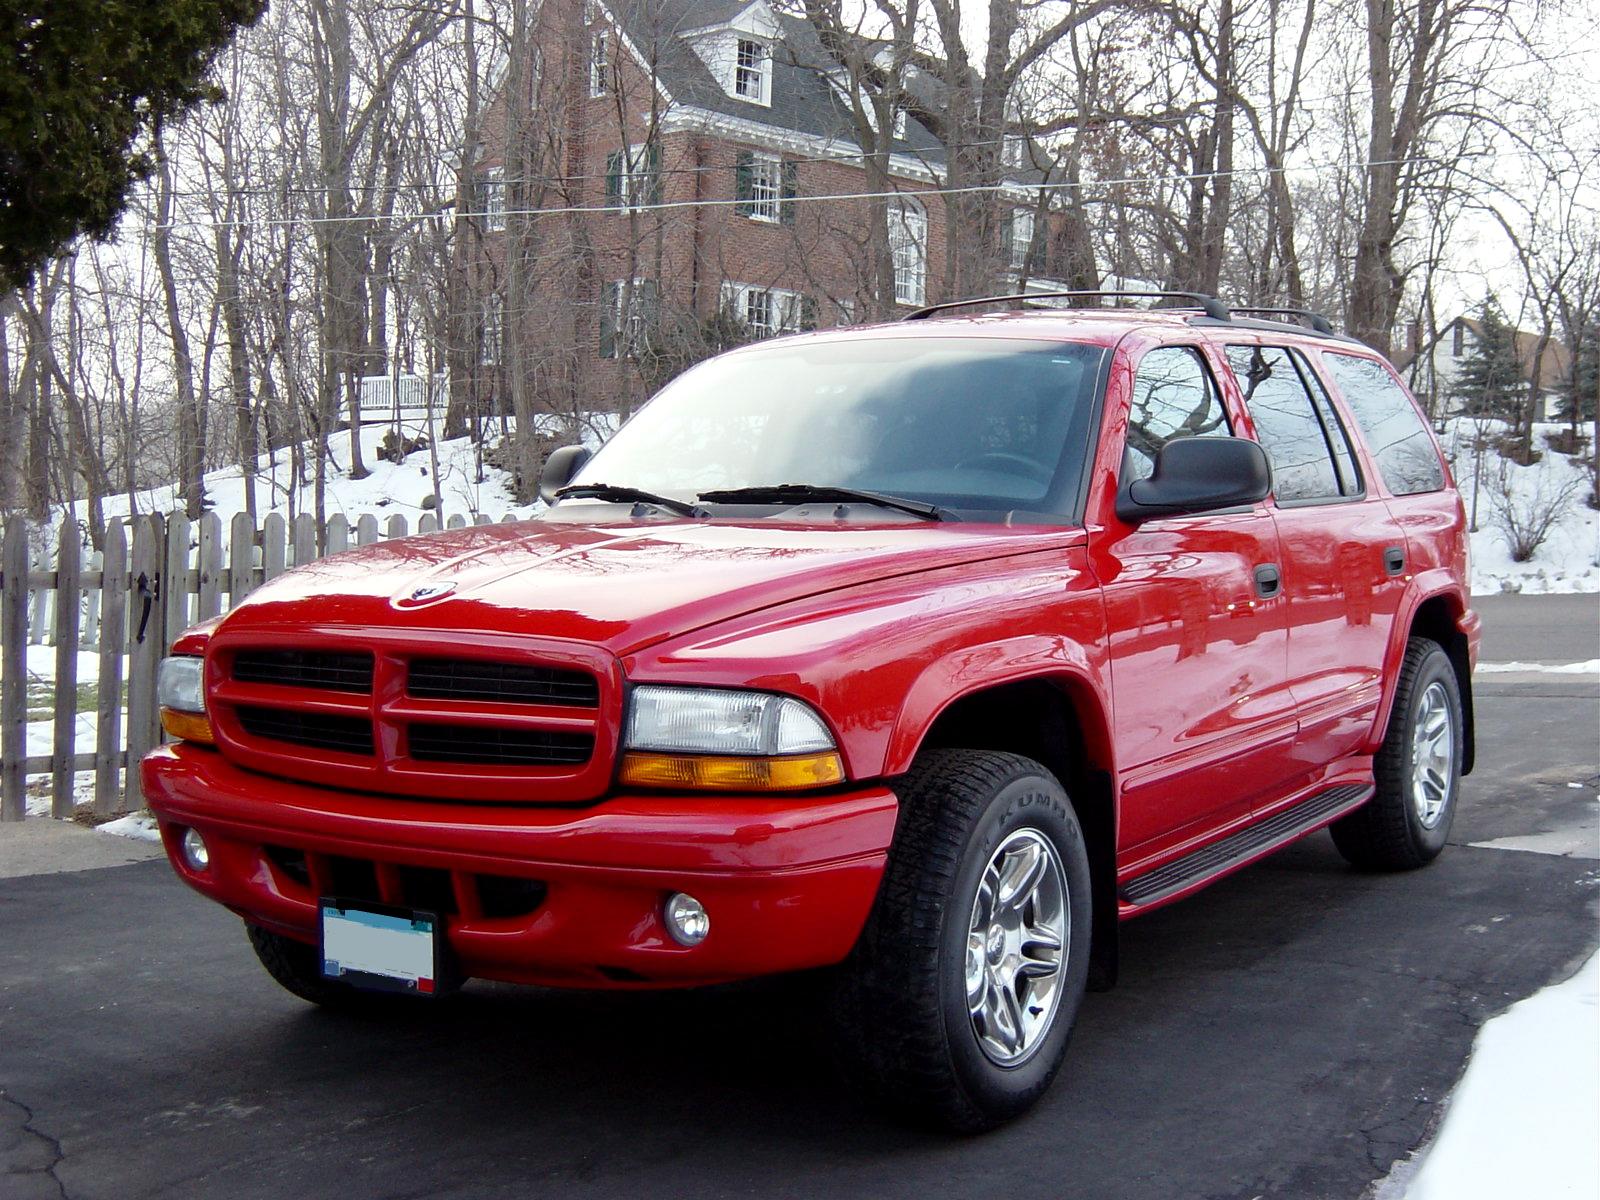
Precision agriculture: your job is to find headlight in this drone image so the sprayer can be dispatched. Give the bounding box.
[157,656,214,744]
[621,686,843,791]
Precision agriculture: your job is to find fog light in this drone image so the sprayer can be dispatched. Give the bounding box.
[663,892,709,946]
[180,827,210,872]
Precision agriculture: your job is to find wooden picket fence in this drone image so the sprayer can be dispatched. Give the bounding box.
[0,508,518,822]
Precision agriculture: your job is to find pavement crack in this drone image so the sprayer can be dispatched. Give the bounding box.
[1,1089,69,1200]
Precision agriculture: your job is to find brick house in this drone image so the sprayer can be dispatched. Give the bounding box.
[459,0,1070,420]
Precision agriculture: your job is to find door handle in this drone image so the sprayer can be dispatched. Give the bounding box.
[1254,563,1282,598]
[1383,545,1406,577]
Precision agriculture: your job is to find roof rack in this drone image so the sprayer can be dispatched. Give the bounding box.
[1226,306,1336,335]
[902,289,1233,322]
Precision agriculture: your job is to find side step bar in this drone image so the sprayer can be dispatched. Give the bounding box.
[1121,783,1373,907]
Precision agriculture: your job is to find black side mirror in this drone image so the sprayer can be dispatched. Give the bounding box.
[538,445,593,505]
[1116,436,1271,524]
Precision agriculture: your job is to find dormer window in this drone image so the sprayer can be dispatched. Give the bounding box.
[892,106,907,140]
[734,38,771,105]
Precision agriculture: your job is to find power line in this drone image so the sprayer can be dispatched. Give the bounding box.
[150,148,1572,232]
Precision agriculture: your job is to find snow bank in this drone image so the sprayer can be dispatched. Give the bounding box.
[95,812,163,843]
[1442,419,1599,595]
[1382,951,1600,1199]
[1475,659,1600,674]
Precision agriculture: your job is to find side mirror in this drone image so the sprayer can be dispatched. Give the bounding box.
[538,445,593,505]
[1116,436,1271,524]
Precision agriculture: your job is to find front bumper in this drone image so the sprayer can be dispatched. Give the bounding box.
[142,745,898,988]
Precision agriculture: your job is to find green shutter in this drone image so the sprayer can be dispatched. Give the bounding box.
[780,159,798,225]
[599,281,619,358]
[734,151,754,216]
[799,294,819,331]
[646,144,662,206]
[605,150,623,207]
[1000,213,1015,266]
[637,279,659,354]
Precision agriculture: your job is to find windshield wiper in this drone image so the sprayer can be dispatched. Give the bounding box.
[554,483,699,517]
[696,484,950,521]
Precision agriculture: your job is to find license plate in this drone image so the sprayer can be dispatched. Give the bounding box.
[319,900,440,995]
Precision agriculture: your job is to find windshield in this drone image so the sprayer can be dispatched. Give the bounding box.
[570,336,1106,518]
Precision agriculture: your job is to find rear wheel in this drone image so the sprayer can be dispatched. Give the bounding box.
[831,749,1092,1132]
[1331,637,1463,870]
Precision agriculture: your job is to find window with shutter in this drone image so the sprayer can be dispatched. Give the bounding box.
[780,160,798,225]
[599,281,620,359]
[589,32,609,96]
[736,152,782,222]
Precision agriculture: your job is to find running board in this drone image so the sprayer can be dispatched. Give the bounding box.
[1120,783,1373,907]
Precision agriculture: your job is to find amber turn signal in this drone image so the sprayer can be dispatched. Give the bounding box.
[160,707,215,745]
[618,751,844,792]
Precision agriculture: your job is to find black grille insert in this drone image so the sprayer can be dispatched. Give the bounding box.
[237,706,375,756]
[407,723,593,766]
[407,658,599,708]
[234,650,374,694]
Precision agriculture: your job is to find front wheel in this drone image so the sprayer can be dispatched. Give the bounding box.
[831,750,1093,1132]
[1331,637,1463,870]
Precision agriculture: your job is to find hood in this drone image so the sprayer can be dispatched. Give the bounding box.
[213,516,1078,653]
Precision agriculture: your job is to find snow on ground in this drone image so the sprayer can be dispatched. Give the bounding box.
[24,644,102,683]
[1440,419,1600,595]
[61,414,625,533]
[1475,659,1600,674]
[1378,951,1600,1199]
[95,812,162,843]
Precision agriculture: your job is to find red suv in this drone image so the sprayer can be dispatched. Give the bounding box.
[143,293,1478,1131]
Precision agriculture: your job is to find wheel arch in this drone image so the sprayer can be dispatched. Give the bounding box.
[893,672,1121,991]
[1382,587,1475,776]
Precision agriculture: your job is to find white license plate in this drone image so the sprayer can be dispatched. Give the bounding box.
[319,901,439,995]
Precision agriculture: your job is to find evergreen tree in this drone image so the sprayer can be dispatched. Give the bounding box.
[1451,295,1525,420]
[0,0,265,290]
[1561,323,1599,424]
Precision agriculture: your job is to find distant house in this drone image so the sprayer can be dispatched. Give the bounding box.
[456,0,1077,418]
[1401,315,1573,421]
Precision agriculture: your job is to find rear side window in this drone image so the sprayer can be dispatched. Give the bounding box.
[1124,346,1230,482]
[1321,354,1445,495]
[1225,345,1343,503]
[1293,351,1363,495]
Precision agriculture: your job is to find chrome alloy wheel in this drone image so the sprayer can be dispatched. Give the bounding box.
[963,828,1068,1067]
[1411,680,1455,829]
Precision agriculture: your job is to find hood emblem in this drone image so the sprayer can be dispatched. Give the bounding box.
[402,581,457,605]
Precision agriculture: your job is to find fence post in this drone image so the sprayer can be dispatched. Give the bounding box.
[124,515,164,812]
[229,512,255,604]
[197,512,223,621]
[418,513,439,533]
[1,516,29,821]
[51,519,82,818]
[162,511,190,647]
[94,520,128,816]
[386,514,409,539]
[262,513,287,582]
[326,514,350,555]
[291,513,316,565]
[355,514,379,545]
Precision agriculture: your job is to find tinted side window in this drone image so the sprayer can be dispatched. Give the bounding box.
[1124,346,1230,482]
[1322,354,1445,495]
[1225,345,1341,502]
[1293,351,1363,495]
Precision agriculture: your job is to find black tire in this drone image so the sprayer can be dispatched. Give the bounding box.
[246,925,418,1012]
[1331,637,1463,870]
[831,749,1093,1132]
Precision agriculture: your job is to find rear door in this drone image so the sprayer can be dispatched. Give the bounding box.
[1219,342,1407,787]
[1093,341,1299,861]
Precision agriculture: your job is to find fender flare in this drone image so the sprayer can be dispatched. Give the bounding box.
[1369,573,1474,769]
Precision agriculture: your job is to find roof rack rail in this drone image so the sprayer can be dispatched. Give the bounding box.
[902,289,1233,322]
[1226,306,1336,335]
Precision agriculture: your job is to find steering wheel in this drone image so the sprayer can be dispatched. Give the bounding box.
[954,452,1053,482]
